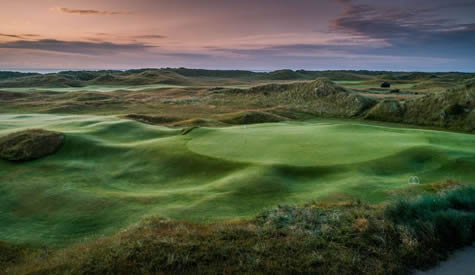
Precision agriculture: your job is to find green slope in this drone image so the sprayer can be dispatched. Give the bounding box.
[0,114,474,246]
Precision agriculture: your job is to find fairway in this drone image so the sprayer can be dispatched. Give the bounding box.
[1,114,475,246]
[0,84,185,93]
[0,84,252,93]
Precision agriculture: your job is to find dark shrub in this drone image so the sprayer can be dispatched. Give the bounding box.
[0,129,64,161]
[386,187,475,248]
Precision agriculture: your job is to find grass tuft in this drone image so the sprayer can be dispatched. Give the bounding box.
[386,186,475,251]
[4,185,474,274]
[0,129,64,161]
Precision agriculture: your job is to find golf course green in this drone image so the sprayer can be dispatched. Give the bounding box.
[0,84,185,93]
[1,114,474,246]
[0,84,251,93]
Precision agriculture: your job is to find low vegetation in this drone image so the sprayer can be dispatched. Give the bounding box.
[1,70,474,132]
[217,110,289,125]
[0,68,473,88]
[0,129,64,161]
[0,71,39,81]
[123,114,182,125]
[2,184,474,274]
[386,186,475,253]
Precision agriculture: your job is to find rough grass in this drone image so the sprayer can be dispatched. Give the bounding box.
[386,186,475,249]
[367,83,475,131]
[3,185,474,274]
[0,242,30,268]
[123,114,182,125]
[217,110,289,125]
[0,129,64,161]
[222,78,377,117]
[2,69,471,89]
[1,75,473,132]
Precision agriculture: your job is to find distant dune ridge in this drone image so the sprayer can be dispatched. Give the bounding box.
[367,81,475,130]
[0,68,473,88]
[0,68,474,132]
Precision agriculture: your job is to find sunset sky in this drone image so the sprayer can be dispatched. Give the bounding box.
[1,0,475,72]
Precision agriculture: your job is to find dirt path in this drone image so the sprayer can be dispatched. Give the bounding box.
[414,246,475,275]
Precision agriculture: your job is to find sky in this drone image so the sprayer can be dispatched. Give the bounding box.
[1,0,475,72]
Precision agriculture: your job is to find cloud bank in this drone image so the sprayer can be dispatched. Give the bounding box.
[57,8,132,16]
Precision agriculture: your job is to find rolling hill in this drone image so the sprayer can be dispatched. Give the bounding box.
[1,114,474,246]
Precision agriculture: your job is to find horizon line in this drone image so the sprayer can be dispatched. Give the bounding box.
[1,68,474,74]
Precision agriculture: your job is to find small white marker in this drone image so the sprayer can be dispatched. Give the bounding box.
[408,176,420,185]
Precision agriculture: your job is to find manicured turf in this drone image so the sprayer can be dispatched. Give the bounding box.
[0,114,474,246]
[188,122,426,166]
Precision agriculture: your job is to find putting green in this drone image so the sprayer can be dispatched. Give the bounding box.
[187,123,427,166]
[0,84,251,93]
[0,84,185,93]
[0,114,474,246]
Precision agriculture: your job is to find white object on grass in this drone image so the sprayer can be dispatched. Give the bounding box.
[408,176,420,185]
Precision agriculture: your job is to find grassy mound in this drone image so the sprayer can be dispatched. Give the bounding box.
[0,71,39,81]
[172,118,225,127]
[262,69,302,80]
[0,129,64,161]
[218,111,289,125]
[6,185,475,274]
[0,69,191,88]
[237,78,376,117]
[265,77,348,98]
[0,241,30,269]
[2,72,474,133]
[0,91,29,101]
[405,84,475,131]
[59,92,114,102]
[124,114,182,125]
[0,115,474,246]
[365,100,407,122]
[365,83,475,131]
[310,77,349,96]
[181,126,200,135]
